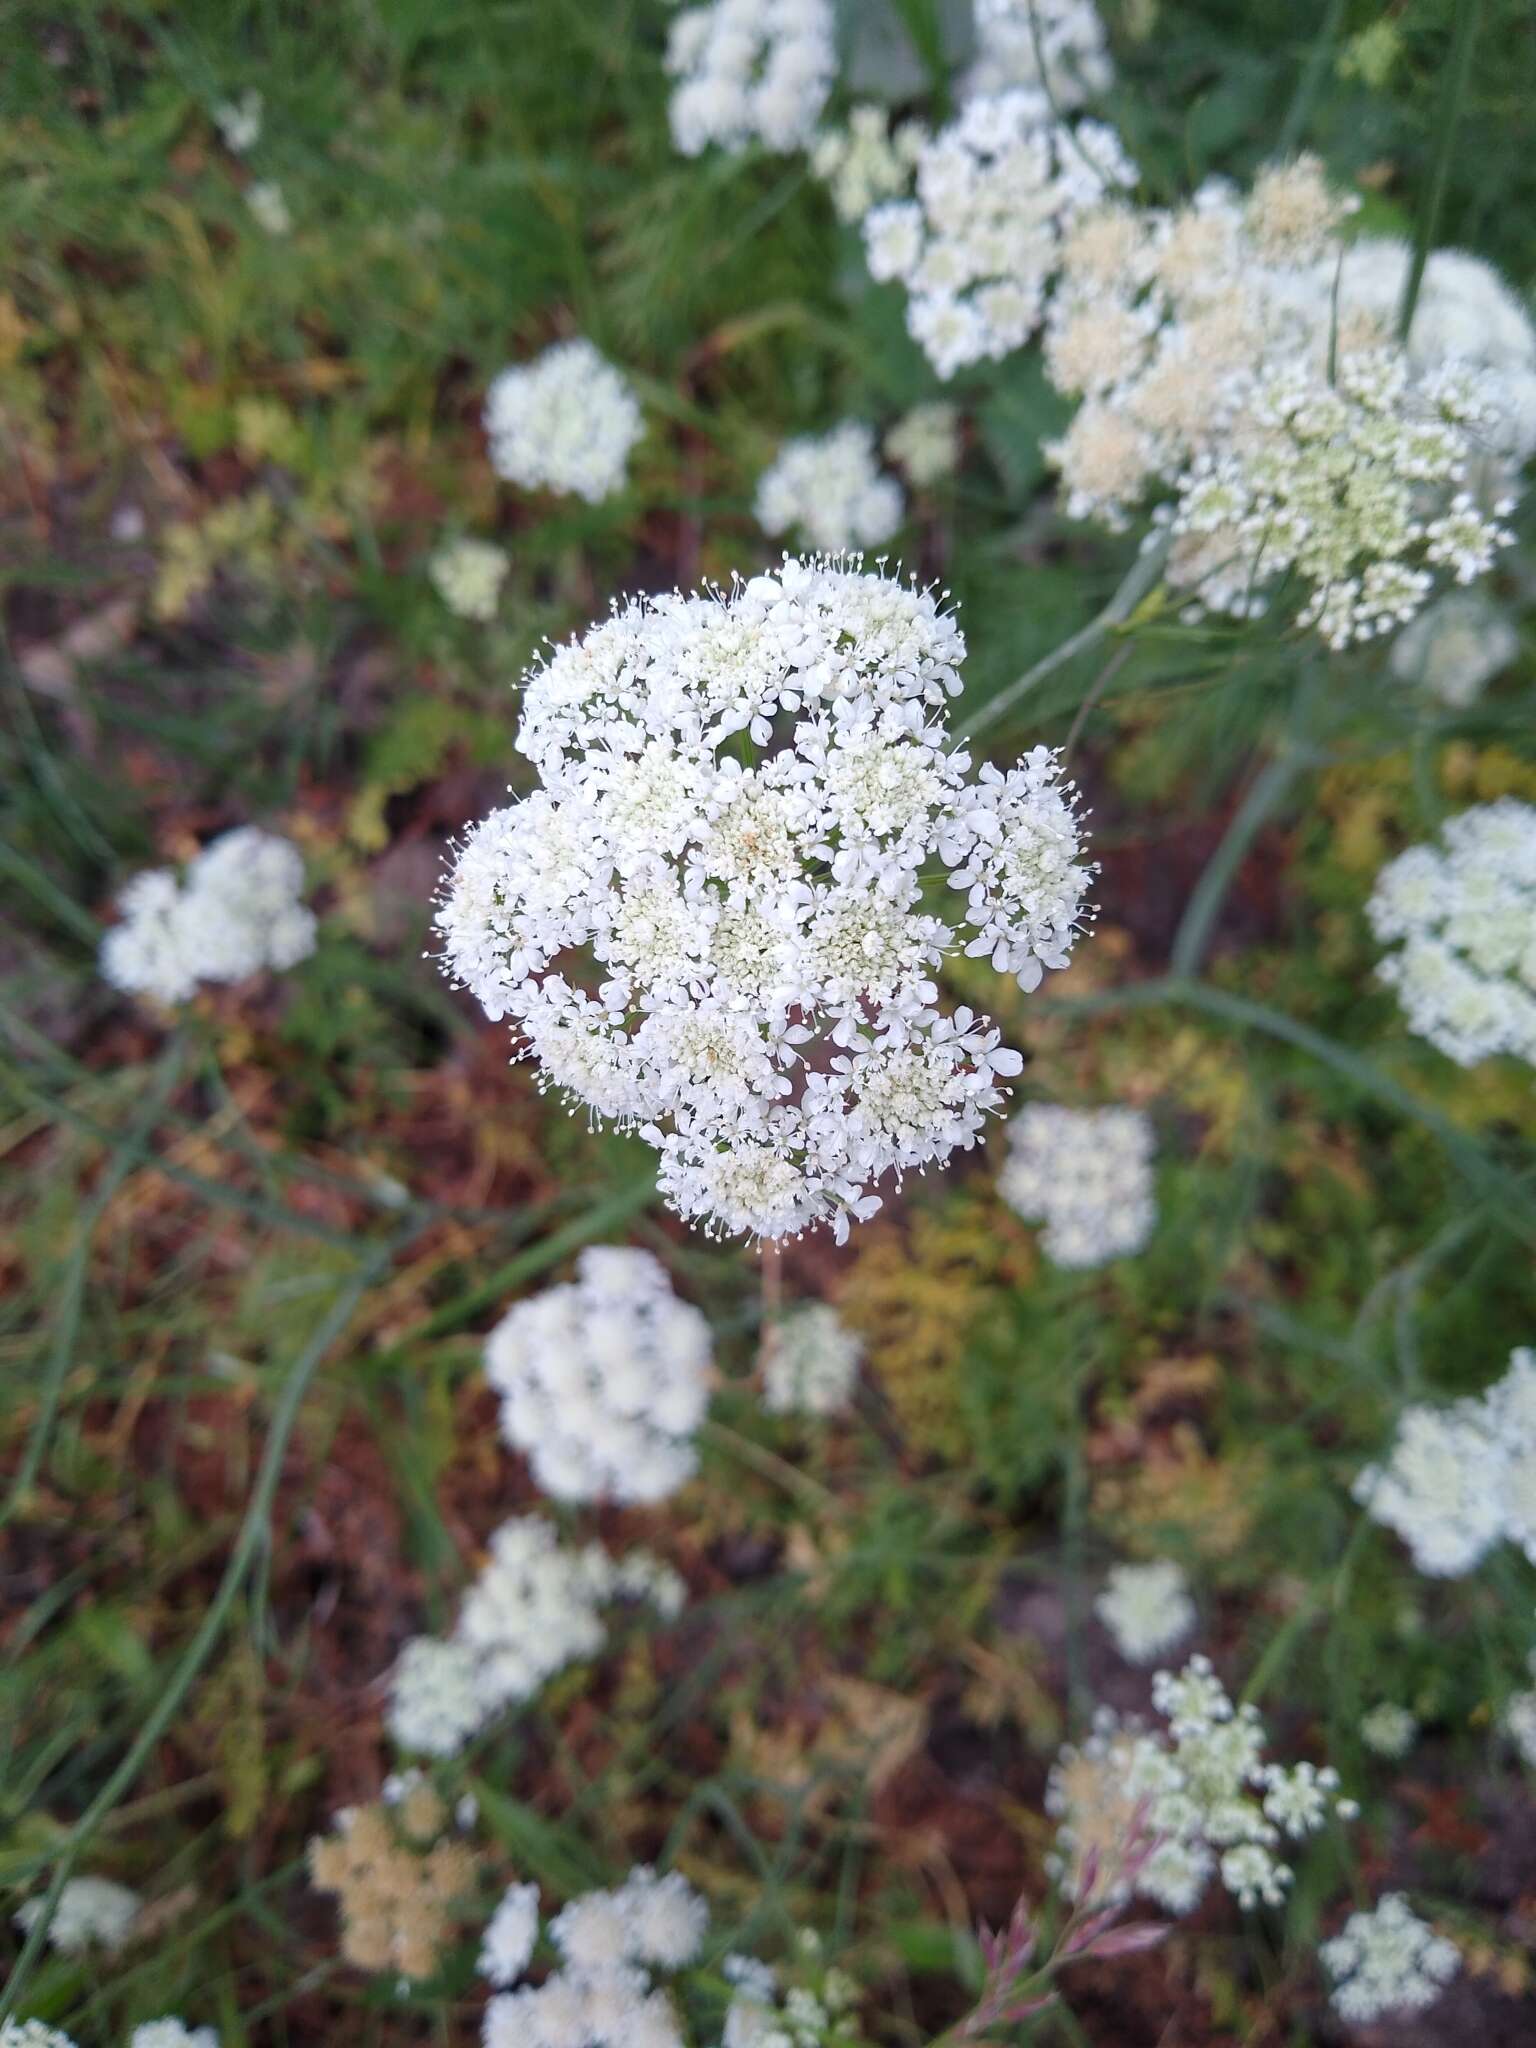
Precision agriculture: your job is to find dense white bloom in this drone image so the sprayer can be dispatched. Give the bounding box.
[387,1636,491,1756]
[1321,1894,1459,2022]
[430,537,510,621]
[864,90,1136,379]
[1095,1560,1196,1664]
[999,1102,1155,1267]
[755,424,904,552]
[14,1875,139,1954]
[100,827,317,1005]
[885,403,962,487]
[245,180,290,234]
[437,557,1093,1243]
[1359,1702,1417,1759]
[1043,173,1523,646]
[1047,1655,1355,1917]
[130,2024,218,2048]
[666,0,835,157]
[763,1303,861,1416]
[485,1246,712,1504]
[484,341,643,503]
[213,90,262,152]
[0,2027,77,2048]
[721,1948,856,2048]
[812,108,925,224]
[479,1881,542,1987]
[1367,802,1536,1068]
[961,0,1113,108]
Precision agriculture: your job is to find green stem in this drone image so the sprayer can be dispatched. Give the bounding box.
[1279,0,1350,157]
[0,1230,408,2021]
[1398,0,1483,340]
[1169,743,1316,978]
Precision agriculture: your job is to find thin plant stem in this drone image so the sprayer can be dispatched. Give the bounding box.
[1398,0,1483,340]
[757,1235,784,1379]
[1279,0,1350,156]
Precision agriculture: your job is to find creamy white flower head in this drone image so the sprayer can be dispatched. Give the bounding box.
[100,827,317,1006]
[479,1881,542,1988]
[666,0,835,157]
[245,179,290,235]
[1,2026,78,2048]
[452,1514,679,1714]
[961,0,1113,108]
[1389,590,1520,707]
[863,88,1137,379]
[130,2023,218,2048]
[755,423,905,552]
[1244,154,1356,265]
[430,537,510,621]
[1095,1559,1196,1664]
[437,557,1093,1243]
[1046,1654,1355,1918]
[1367,801,1536,1069]
[885,403,962,487]
[812,107,926,224]
[485,1245,711,1505]
[387,1636,490,1756]
[484,340,643,503]
[1360,1701,1418,1759]
[14,1875,139,1955]
[999,1102,1154,1267]
[213,89,262,152]
[763,1302,862,1416]
[1321,1894,1459,2022]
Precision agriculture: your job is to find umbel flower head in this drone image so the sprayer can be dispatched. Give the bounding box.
[436,556,1095,1243]
[665,0,835,158]
[755,422,905,553]
[484,1245,712,1503]
[961,0,1114,108]
[999,1101,1156,1267]
[1320,1893,1459,2023]
[1366,800,1536,1070]
[484,340,643,504]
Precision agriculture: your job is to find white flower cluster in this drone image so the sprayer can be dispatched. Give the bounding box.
[386,1515,686,1757]
[131,2024,219,2048]
[431,537,510,621]
[862,89,1136,379]
[436,557,1093,1244]
[1354,1345,1536,1576]
[1043,170,1524,645]
[485,1246,712,1503]
[999,1102,1155,1267]
[14,1874,139,1955]
[885,403,962,488]
[1094,1559,1196,1665]
[1320,1893,1459,2023]
[763,1303,862,1417]
[101,828,317,1006]
[723,1944,859,2048]
[1047,1654,1357,1915]
[1,2027,78,2048]
[481,1865,708,2048]
[961,0,1114,109]
[1359,1702,1417,1760]
[484,341,644,504]
[1389,591,1520,707]
[811,108,925,226]
[213,89,262,153]
[1504,1647,1536,1768]
[754,424,905,553]
[1366,801,1536,1069]
[245,180,291,235]
[665,0,835,158]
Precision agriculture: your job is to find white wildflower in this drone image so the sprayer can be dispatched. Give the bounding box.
[1389,591,1519,707]
[479,1880,542,1987]
[1095,1560,1196,1664]
[1,2027,78,2048]
[130,2024,218,2048]
[213,90,262,153]
[866,89,1136,380]
[436,556,1093,1243]
[484,1246,712,1505]
[754,423,904,552]
[812,107,924,225]
[484,340,643,503]
[885,403,962,487]
[1360,1703,1417,1759]
[666,0,835,157]
[763,1303,862,1416]
[386,1636,490,1756]
[14,1875,139,1955]
[1321,1893,1459,2022]
[961,0,1113,108]
[614,1866,710,1968]
[245,180,290,234]
[1367,802,1536,1069]
[999,1102,1155,1267]
[100,827,317,1006]
[430,537,509,622]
